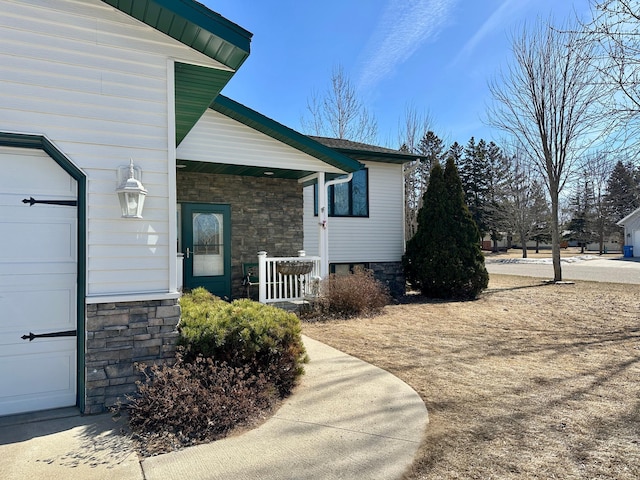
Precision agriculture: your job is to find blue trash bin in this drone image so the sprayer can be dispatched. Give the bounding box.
[624,245,634,257]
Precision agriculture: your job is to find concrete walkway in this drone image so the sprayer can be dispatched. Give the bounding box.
[0,336,428,480]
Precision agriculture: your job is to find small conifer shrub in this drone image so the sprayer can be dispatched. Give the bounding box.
[178,288,307,397]
[403,158,489,299]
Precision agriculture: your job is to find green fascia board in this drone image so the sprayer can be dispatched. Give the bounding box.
[328,148,418,165]
[175,62,234,145]
[101,0,252,70]
[211,95,364,173]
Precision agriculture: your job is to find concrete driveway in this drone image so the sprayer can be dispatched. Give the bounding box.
[485,255,640,284]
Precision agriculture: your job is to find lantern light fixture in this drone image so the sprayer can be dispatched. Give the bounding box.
[116,159,147,218]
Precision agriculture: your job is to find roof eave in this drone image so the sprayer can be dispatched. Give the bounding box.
[102,0,252,70]
[330,147,419,164]
[617,207,640,226]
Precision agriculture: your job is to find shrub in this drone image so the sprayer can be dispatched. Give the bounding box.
[403,158,488,299]
[314,267,390,319]
[178,288,307,397]
[127,351,275,455]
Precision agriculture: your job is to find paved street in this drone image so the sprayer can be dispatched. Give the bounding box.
[485,255,640,284]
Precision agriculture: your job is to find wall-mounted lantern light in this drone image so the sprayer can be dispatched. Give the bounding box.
[116,159,147,218]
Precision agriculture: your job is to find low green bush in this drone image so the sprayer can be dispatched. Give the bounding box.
[178,288,307,397]
[128,352,275,455]
[314,267,390,319]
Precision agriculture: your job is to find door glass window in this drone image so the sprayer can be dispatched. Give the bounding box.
[192,212,224,276]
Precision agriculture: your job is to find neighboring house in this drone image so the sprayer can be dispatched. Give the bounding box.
[617,208,640,257]
[0,0,409,417]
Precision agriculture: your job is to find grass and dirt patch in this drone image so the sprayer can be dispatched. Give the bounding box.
[302,274,640,479]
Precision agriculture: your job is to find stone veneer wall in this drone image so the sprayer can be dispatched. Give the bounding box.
[177,171,303,299]
[369,261,406,299]
[84,299,181,414]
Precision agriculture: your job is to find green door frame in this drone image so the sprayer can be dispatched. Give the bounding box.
[181,203,232,299]
[0,132,87,413]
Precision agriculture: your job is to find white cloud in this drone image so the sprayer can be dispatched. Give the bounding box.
[356,0,457,93]
[451,0,530,66]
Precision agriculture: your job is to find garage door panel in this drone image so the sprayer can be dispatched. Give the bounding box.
[1,147,76,197]
[0,220,76,262]
[0,145,78,416]
[0,343,76,416]
[0,282,75,338]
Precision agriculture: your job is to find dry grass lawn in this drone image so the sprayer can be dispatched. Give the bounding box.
[302,274,640,479]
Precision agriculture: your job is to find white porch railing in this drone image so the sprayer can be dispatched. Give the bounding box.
[258,251,321,304]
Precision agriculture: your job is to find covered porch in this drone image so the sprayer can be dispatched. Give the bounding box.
[174,96,362,300]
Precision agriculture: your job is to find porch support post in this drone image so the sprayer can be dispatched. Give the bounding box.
[317,172,329,277]
[319,172,354,278]
[258,251,267,303]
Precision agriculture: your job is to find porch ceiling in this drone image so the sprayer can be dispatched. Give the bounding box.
[176,160,317,180]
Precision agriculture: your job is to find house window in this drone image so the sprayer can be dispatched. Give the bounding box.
[314,169,369,217]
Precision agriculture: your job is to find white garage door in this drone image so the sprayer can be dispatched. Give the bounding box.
[0,146,77,416]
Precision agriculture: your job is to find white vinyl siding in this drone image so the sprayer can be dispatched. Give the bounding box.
[0,0,227,297]
[304,162,405,263]
[177,109,345,174]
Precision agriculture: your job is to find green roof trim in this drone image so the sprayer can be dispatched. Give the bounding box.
[101,0,252,70]
[175,62,234,145]
[310,136,420,164]
[101,1,254,144]
[211,95,364,173]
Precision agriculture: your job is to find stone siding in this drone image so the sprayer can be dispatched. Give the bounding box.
[177,172,303,299]
[85,299,180,414]
[370,261,406,298]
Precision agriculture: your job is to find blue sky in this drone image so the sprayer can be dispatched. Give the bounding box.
[205,0,592,149]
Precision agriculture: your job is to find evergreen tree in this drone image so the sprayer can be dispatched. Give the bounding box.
[604,161,639,243]
[565,172,596,253]
[403,157,489,299]
[605,161,639,221]
[403,131,445,239]
[484,141,510,252]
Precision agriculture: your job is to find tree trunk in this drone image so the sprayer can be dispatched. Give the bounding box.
[550,190,562,282]
[520,230,528,258]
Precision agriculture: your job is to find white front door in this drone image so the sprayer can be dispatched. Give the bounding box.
[0,146,77,416]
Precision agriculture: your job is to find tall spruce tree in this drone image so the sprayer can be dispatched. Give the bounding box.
[403,157,489,299]
[604,160,640,243]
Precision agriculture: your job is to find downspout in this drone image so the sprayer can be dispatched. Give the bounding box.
[318,172,353,277]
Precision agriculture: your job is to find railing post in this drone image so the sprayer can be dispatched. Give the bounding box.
[258,251,267,303]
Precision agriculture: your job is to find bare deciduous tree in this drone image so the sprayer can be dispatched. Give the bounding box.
[582,0,640,140]
[582,152,616,253]
[397,105,438,239]
[501,151,549,259]
[488,19,604,281]
[301,65,378,143]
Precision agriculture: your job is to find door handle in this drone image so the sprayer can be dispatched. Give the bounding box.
[186,247,190,259]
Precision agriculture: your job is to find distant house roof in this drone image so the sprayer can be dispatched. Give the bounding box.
[309,136,420,164]
[617,207,640,226]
